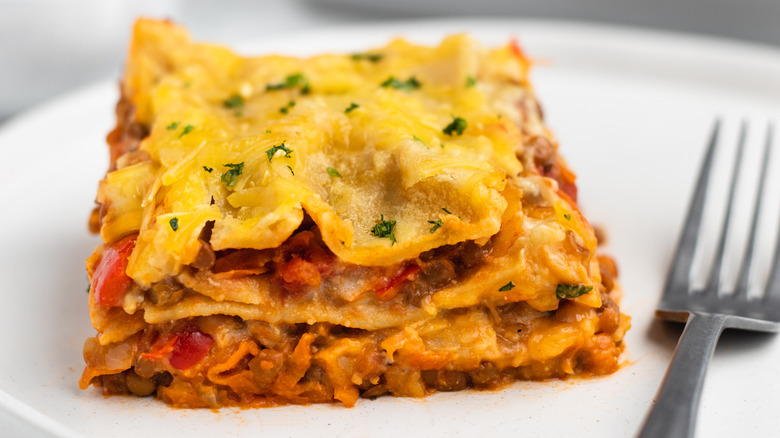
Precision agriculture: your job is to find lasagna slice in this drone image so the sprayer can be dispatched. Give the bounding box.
[80,19,630,408]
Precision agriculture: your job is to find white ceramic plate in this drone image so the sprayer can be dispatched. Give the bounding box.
[2,19,780,438]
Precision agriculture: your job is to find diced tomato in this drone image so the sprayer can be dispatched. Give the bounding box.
[169,330,213,370]
[376,265,420,300]
[140,328,213,370]
[92,233,138,307]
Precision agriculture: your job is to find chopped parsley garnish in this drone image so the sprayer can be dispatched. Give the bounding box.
[169,217,179,231]
[86,283,90,293]
[563,213,572,220]
[345,102,360,113]
[442,207,453,215]
[179,124,194,138]
[465,75,476,87]
[266,73,309,92]
[286,165,294,175]
[428,219,443,233]
[166,121,180,130]
[220,162,244,187]
[279,100,296,114]
[442,116,467,136]
[266,129,272,134]
[555,284,593,299]
[371,215,397,244]
[381,76,421,91]
[327,167,342,178]
[265,143,293,162]
[203,166,213,173]
[499,281,515,291]
[223,94,244,109]
[351,52,383,62]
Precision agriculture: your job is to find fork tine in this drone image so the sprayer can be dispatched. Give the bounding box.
[765,214,780,306]
[735,123,773,297]
[761,125,780,307]
[705,121,747,293]
[662,120,721,298]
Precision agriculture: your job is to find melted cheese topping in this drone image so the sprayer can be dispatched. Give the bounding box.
[97,20,603,326]
[104,20,538,286]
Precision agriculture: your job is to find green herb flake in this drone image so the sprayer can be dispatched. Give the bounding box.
[285,73,306,87]
[266,129,272,134]
[223,94,244,109]
[555,284,594,300]
[563,213,572,220]
[179,124,194,138]
[351,53,383,62]
[266,73,309,92]
[166,121,180,130]
[169,217,179,232]
[499,281,515,291]
[428,219,443,233]
[220,162,245,187]
[465,75,477,87]
[265,143,293,162]
[442,116,467,136]
[371,215,397,244]
[327,167,342,178]
[381,76,421,91]
[413,135,426,146]
[86,283,90,294]
[279,100,296,114]
[203,166,213,173]
[345,102,360,113]
[286,165,294,175]
[442,207,453,215]
[183,81,192,89]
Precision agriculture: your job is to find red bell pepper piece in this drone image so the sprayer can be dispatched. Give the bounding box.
[92,233,138,307]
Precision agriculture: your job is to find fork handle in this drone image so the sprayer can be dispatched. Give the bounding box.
[638,313,727,438]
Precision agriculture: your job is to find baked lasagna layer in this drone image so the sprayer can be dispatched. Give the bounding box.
[81,19,630,407]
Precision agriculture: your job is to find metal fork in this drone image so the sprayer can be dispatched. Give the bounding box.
[638,120,780,438]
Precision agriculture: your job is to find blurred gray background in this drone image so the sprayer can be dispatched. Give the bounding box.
[1,0,780,125]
